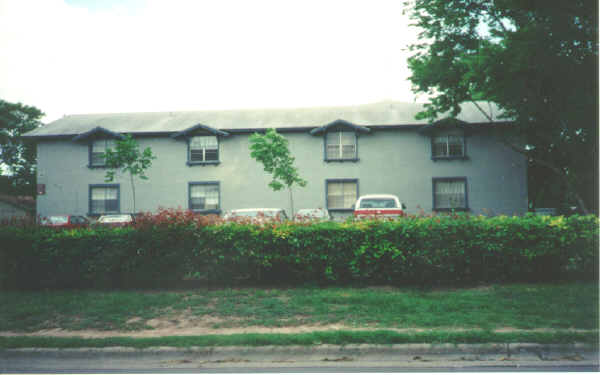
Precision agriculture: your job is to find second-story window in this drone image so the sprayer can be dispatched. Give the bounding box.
[90,139,114,167]
[432,133,464,158]
[189,136,218,163]
[326,131,356,160]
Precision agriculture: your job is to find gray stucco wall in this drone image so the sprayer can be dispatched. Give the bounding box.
[36,128,528,218]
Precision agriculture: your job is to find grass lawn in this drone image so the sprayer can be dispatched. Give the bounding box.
[1,282,597,333]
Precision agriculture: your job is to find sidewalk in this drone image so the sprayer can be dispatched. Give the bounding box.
[2,343,598,372]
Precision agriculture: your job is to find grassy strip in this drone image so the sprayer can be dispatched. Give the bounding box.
[1,331,597,349]
[2,283,598,331]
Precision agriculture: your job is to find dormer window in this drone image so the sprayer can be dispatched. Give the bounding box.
[431,131,465,159]
[309,119,369,162]
[90,139,114,167]
[419,119,468,161]
[326,131,357,160]
[171,123,229,166]
[189,136,219,163]
[72,127,124,169]
[432,134,463,157]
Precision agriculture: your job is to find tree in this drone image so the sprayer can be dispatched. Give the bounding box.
[0,99,44,195]
[249,128,307,217]
[404,0,598,214]
[103,134,156,214]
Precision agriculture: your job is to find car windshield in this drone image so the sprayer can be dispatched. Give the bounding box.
[98,215,132,223]
[359,199,398,209]
[233,210,279,218]
[44,216,69,224]
[296,209,326,218]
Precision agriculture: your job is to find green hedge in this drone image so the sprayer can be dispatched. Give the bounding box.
[0,214,597,290]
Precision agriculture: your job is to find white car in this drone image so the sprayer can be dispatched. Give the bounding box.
[223,208,288,222]
[353,194,406,219]
[96,214,135,227]
[294,208,332,221]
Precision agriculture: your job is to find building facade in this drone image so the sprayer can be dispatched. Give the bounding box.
[25,101,528,219]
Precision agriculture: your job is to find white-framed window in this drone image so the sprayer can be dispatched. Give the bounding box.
[326,131,356,160]
[189,182,220,211]
[189,136,218,163]
[432,133,464,158]
[326,179,358,210]
[90,139,114,166]
[433,178,467,210]
[90,185,119,214]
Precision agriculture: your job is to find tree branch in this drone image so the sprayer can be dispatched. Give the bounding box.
[471,100,494,122]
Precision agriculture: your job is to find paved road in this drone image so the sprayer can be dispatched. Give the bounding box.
[2,365,598,373]
[1,345,598,373]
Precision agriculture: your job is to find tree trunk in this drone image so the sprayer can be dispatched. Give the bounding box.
[289,187,294,218]
[130,172,136,215]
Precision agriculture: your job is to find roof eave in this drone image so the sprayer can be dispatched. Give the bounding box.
[309,119,372,136]
[71,126,126,142]
[171,123,230,139]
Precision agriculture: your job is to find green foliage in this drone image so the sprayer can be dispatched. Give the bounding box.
[103,134,156,213]
[249,129,307,191]
[2,284,597,337]
[403,0,598,214]
[249,128,307,216]
[103,134,155,182]
[0,99,44,194]
[0,214,597,290]
[0,330,596,349]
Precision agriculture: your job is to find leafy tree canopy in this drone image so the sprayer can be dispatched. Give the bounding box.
[404,0,598,213]
[104,134,156,214]
[0,99,44,194]
[249,128,307,216]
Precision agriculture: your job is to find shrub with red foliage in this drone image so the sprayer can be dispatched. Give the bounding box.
[133,207,224,229]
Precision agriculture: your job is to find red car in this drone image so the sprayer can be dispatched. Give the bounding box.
[40,215,90,228]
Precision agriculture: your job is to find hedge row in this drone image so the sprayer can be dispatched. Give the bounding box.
[0,213,597,289]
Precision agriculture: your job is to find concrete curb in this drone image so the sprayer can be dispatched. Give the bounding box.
[2,343,598,371]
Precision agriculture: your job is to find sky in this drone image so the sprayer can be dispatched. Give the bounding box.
[0,0,423,123]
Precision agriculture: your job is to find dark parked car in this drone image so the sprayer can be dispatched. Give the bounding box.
[40,215,90,228]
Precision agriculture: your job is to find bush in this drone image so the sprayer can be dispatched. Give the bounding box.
[0,210,597,290]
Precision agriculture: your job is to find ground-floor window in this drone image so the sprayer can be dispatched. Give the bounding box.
[433,177,468,210]
[89,184,119,214]
[326,179,358,210]
[189,182,220,212]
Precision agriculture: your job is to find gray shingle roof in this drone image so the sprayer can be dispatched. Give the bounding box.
[24,101,502,138]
